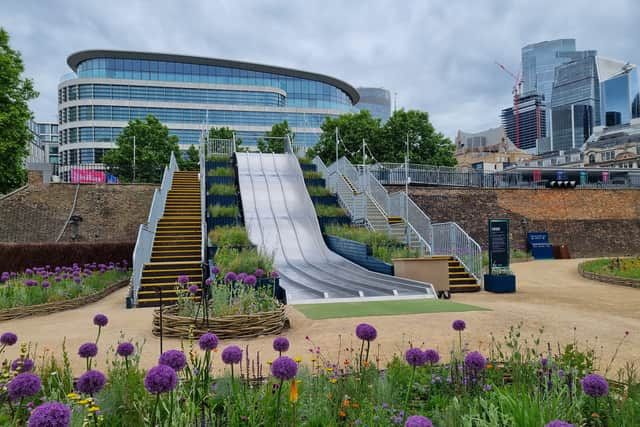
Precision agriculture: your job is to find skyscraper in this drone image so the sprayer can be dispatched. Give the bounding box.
[356,87,391,122]
[500,93,546,152]
[521,39,576,137]
[550,52,639,151]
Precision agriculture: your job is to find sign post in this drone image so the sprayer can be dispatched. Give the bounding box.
[488,219,510,274]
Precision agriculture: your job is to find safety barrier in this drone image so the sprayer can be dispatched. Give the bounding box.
[432,222,482,282]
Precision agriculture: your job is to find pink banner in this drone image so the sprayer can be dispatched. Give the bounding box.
[71,169,106,183]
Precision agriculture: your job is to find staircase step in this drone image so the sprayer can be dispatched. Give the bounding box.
[150,255,201,262]
[143,261,201,269]
[141,275,202,284]
[142,269,202,278]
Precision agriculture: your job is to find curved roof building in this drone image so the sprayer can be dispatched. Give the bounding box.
[58,50,359,169]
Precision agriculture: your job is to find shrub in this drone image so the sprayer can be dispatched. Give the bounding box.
[214,247,274,275]
[208,204,240,218]
[208,226,251,247]
[206,154,231,162]
[207,167,235,177]
[306,186,331,197]
[207,184,236,196]
[324,224,420,262]
[314,204,347,217]
[303,170,322,179]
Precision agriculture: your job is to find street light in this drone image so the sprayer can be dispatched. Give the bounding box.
[405,133,410,246]
[132,135,136,183]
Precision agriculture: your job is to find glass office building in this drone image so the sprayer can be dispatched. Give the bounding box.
[500,94,547,152]
[58,50,360,168]
[551,53,640,151]
[521,39,576,137]
[356,87,391,122]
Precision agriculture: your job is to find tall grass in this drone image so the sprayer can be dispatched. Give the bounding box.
[207,167,235,177]
[208,204,239,218]
[215,247,274,275]
[306,186,332,197]
[208,226,251,247]
[314,204,347,217]
[207,184,236,196]
[324,224,420,263]
[582,257,640,279]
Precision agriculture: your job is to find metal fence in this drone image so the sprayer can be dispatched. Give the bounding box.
[371,162,640,189]
[205,137,235,157]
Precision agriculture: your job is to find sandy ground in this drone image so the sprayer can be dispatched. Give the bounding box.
[2,259,639,376]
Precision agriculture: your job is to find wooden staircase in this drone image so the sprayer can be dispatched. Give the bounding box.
[137,171,203,308]
[435,256,481,293]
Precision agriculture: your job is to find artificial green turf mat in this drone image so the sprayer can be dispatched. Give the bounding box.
[294,299,489,320]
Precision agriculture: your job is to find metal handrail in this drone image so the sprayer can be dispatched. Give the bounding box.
[199,136,207,267]
[131,151,178,305]
[432,222,482,282]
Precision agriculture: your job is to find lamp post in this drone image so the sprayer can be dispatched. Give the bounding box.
[132,135,136,183]
[405,133,410,246]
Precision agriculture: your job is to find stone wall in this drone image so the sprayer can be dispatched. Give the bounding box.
[387,186,640,258]
[0,180,157,243]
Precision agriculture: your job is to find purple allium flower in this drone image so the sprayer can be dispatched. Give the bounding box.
[93,314,108,327]
[424,349,440,364]
[177,275,189,285]
[212,266,220,275]
[271,356,298,380]
[405,415,433,427]
[76,370,106,395]
[62,274,69,280]
[159,350,187,371]
[237,272,248,282]
[355,323,377,342]
[25,268,34,276]
[1,332,18,346]
[405,348,427,367]
[0,272,9,283]
[244,275,257,286]
[464,351,486,371]
[270,271,280,279]
[54,276,62,283]
[255,268,265,278]
[224,272,237,283]
[11,357,34,372]
[452,320,466,331]
[78,342,98,359]
[545,421,574,427]
[204,278,212,286]
[28,401,71,427]
[188,284,199,294]
[221,345,243,365]
[73,277,82,284]
[198,332,219,351]
[116,342,135,358]
[541,357,548,367]
[41,280,50,289]
[581,373,609,397]
[483,384,492,391]
[558,369,565,379]
[144,365,178,394]
[273,337,290,353]
[8,373,42,400]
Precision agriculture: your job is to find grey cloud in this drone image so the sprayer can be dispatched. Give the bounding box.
[3,0,639,138]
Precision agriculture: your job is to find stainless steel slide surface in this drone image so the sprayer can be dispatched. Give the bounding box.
[236,153,437,303]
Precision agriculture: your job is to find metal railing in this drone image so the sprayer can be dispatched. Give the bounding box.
[432,222,482,282]
[388,191,434,248]
[205,137,236,157]
[285,134,307,157]
[131,152,179,305]
[199,135,207,268]
[371,162,640,189]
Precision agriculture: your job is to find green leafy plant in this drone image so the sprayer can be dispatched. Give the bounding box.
[206,153,231,162]
[214,247,274,275]
[207,184,236,196]
[208,204,239,218]
[314,204,347,217]
[306,186,332,197]
[208,226,251,247]
[207,167,235,177]
[303,171,323,180]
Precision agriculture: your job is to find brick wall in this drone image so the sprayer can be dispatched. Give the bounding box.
[0,182,157,243]
[387,186,640,257]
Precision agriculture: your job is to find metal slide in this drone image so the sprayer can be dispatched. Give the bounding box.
[236,152,437,303]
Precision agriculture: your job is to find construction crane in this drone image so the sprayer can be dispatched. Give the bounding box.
[495,61,523,148]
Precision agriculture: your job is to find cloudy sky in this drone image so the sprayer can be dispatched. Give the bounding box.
[3,0,639,139]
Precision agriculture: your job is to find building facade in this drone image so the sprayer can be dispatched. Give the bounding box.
[551,53,640,152]
[500,93,546,152]
[583,120,640,168]
[356,87,391,122]
[58,50,359,170]
[454,127,533,170]
[521,39,576,137]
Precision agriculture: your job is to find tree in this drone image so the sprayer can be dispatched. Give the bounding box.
[256,120,292,153]
[375,109,456,166]
[103,115,180,183]
[311,110,381,165]
[0,28,38,194]
[179,145,200,171]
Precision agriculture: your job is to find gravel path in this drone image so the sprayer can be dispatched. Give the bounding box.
[2,259,638,375]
